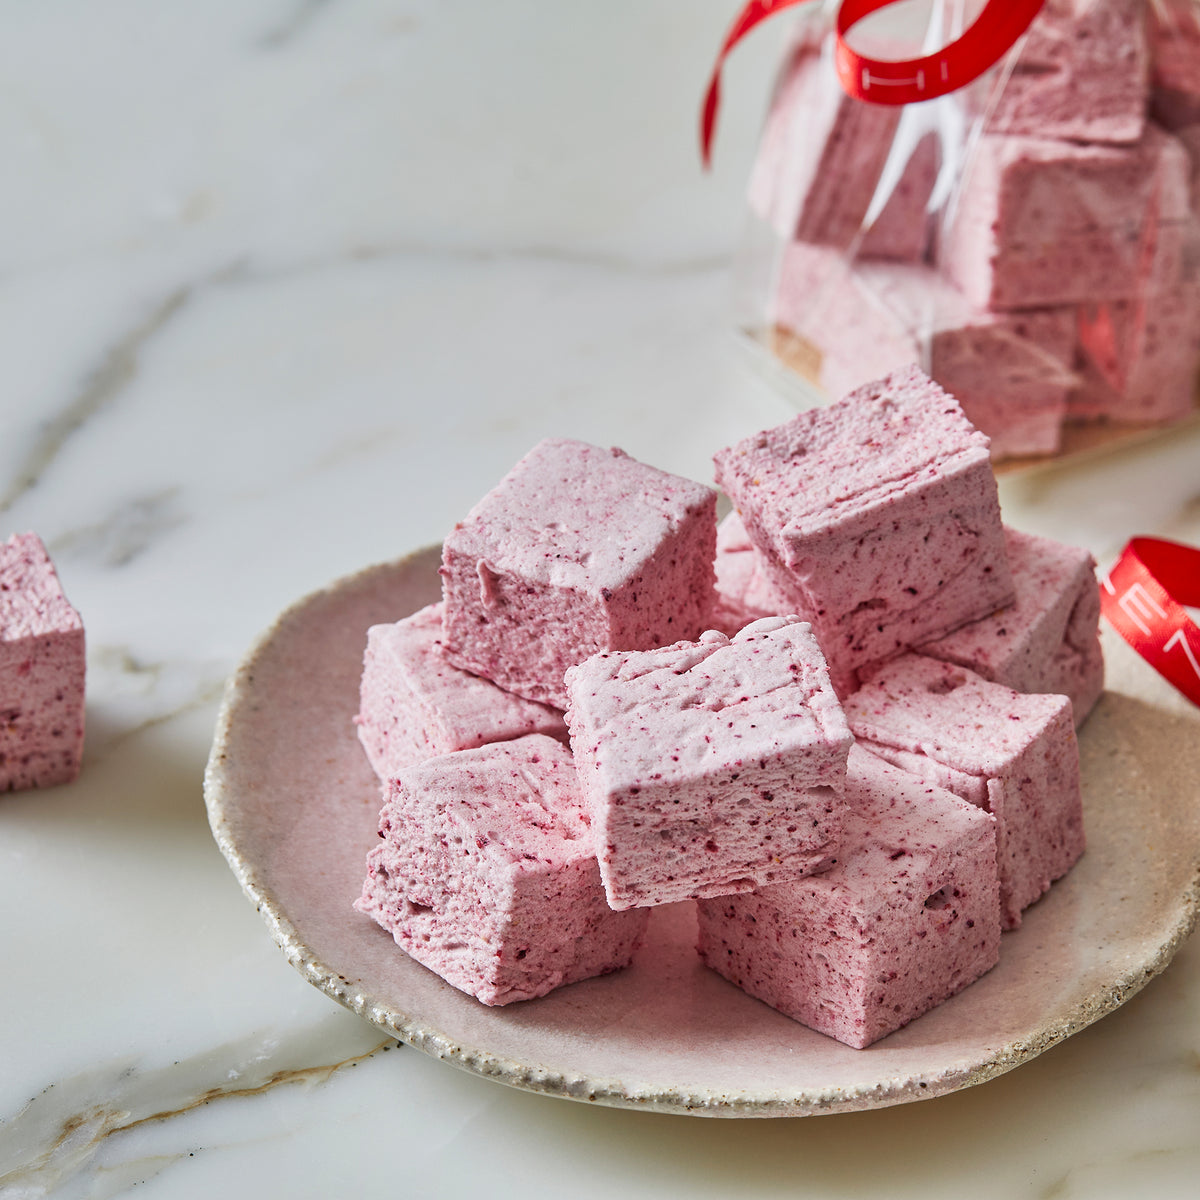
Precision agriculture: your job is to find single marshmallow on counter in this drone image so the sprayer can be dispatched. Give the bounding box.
[845,654,1084,930]
[440,438,717,710]
[714,366,1013,690]
[1,532,85,793]
[918,527,1104,726]
[696,745,1001,1050]
[356,603,566,779]
[355,734,648,1006]
[565,616,853,911]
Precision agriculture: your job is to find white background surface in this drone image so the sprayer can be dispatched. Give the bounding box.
[1,2,1198,1197]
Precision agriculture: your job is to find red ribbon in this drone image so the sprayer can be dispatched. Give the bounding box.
[1101,537,1200,707]
[701,0,1045,166]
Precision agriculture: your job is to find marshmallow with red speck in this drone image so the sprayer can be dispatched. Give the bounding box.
[844,654,1084,929]
[695,744,1001,1049]
[0,532,85,793]
[356,603,567,779]
[713,366,1013,687]
[440,439,717,710]
[941,126,1192,312]
[918,527,1104,725]
[355,734,648,1006]
[565,616,853,911]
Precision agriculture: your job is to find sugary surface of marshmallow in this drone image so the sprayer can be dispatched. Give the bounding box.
[565,617,853,910]
[695,744,1000,1049]
[942,127,1191,311]
[0,532,85,792]
[986,0,1149,144]
[355,734,648,1005]
[714,366,1013,684]
[845,654,1084,929]
[356,603,566,779]
[440,438,716,709]
[918,527,1104,724]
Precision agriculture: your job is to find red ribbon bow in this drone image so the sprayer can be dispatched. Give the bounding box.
[1101,537,1200,707]
[701,0,1046,166]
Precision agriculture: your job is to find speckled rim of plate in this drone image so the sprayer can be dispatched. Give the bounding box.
[204,546,1200,1118]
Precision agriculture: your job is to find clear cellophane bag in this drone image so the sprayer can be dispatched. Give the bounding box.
[736,0,1200,464]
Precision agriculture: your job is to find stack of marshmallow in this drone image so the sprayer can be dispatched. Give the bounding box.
[354,366,1102,1049]
[753,0,1200,460]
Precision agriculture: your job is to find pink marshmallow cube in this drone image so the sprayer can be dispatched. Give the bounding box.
[941,126,1191,311]
[918,527,1104,725]
[845,654,1084,930]
[1,532,85,792]
[696,745,1001,1049]
[356,602,567,779]
[713,366,1014,686]
[565,616,853,911]
[986,0,1149,145]
[858,130,940,263]
[440,439,717,709]
[355,734,648,1006]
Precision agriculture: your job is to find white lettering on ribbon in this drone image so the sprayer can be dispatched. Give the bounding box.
[1165,628,1200,684]
[1118,582,1167,637]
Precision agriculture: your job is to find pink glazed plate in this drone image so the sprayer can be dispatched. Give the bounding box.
[204,546,1200,1117]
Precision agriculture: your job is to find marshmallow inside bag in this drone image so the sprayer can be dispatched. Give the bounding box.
[984,0,1149,145]
[941,125,1192,312]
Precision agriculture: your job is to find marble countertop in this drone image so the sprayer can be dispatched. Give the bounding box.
[2,3,1198,1196]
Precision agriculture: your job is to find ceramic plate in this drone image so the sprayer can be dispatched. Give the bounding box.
[204,547,1200,1117]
